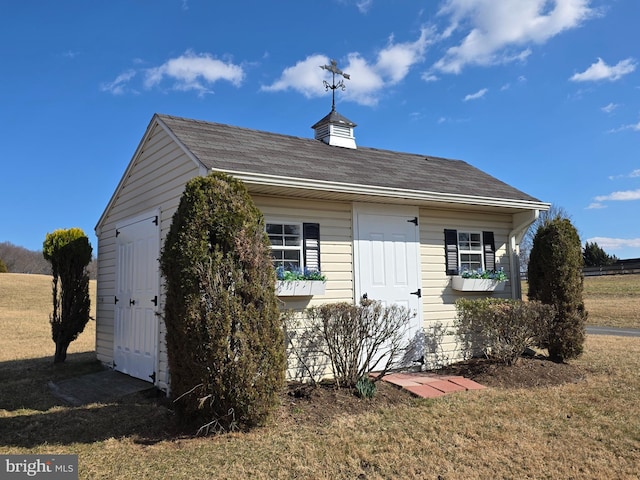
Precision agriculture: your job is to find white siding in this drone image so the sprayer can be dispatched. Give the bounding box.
[96,124,201,391]
[255,195,353,307]
[418,207,513,367]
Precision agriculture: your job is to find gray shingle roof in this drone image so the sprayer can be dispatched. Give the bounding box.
[157,113,541,203]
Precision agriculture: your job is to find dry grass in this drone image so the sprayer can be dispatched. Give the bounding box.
[523,274,640,329]
[1,273,639,479]
[0,273,96,361]
[582,275,640,329]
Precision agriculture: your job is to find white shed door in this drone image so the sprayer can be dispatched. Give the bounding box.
[114,214,159,383]
[355,207,423,368]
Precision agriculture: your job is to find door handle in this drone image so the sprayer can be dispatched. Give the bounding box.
[410,289,421,298]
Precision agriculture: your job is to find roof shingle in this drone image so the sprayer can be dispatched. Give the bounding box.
[157,114,540,203]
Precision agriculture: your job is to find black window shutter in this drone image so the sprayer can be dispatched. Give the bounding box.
[303,223,321,271]
[444,229,458,275]
[482,231,496,271]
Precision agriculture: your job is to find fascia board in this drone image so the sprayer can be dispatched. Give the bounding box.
[211,168,551,211]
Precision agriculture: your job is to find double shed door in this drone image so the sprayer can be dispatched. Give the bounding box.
[114,213,160,383]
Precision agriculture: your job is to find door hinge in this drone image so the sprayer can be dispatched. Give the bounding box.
[410,288,422,298]
[407,217,418,226]
[152,216,158,225]
[115,229,120,237]
[149,371,156,383]
[114,296,119,304]
[151,295,158,306]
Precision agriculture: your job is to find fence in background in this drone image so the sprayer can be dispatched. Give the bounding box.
[583,262,640,276]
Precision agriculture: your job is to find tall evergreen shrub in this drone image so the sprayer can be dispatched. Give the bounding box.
[527,217,587,362]
[42,228,92,363]
[160,172,285,431]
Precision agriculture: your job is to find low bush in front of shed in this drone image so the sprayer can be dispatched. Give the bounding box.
[160,172,286,433]
[455,298,555,365]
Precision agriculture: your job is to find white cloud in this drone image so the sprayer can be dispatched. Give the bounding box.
[262,29,431,106]
[144,50,244,95]
[608,169,640,180]
[601,102,619,113]
[62,50,80,59]
[463,88,488,101]
[585,237,640,250]
[570,57,636,82]
[356,0,373,14]
[260,54,330,98]
[594,189,640,202]
[422,73,439,82]
[586,202,605,209]
[608,121,640,134]
[100,69,137,95]
[433,0,594,74]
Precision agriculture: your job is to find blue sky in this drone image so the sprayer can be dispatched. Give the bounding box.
[1,0,639,259]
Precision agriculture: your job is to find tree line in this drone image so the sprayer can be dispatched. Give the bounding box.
[0,241,97,279]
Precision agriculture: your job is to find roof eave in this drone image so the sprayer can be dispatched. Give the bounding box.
[210,168,551,211]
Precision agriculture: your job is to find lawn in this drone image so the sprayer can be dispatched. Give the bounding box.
[1,273,639,479]
[522,274,640,329]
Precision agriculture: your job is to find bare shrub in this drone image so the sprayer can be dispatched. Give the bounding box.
[301,299,415,387]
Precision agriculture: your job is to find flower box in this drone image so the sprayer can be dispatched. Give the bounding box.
[451,276,506,292]
[276,280,326,297]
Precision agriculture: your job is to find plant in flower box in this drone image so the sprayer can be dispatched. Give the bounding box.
[275,266,327,296]
[452,268,507,292]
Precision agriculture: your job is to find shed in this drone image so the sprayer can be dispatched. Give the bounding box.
[95,112,549,390]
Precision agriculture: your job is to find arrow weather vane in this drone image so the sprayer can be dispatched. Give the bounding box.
[320,59,350,111]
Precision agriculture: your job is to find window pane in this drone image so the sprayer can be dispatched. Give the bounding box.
[460,253,482,271]
[284,236,301,246]
[266,224,282,235]
[268,236,283,246]
[284,250,300,261]
[284,224,300,235]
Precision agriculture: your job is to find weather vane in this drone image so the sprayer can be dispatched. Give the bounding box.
[320,59,350,111]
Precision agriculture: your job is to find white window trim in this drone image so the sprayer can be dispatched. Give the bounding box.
[457,230,485,272]
[265,220,304,270]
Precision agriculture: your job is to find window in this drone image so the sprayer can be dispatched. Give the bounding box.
[458,231,483,272]
[444,229,495,275]
[266,223,302,269]
[266,222,320,271]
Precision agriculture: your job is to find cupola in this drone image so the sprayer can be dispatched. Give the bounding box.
[311,109,357,149]
[313,59,357,149]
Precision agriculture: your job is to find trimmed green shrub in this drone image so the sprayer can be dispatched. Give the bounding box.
[528,217,587,362]
[159,172,285,431]
[0,258,7,273]
[42,228,92,363]
[455,298,555,365]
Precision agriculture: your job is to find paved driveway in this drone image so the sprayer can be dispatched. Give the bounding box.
[586,326,640,337]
